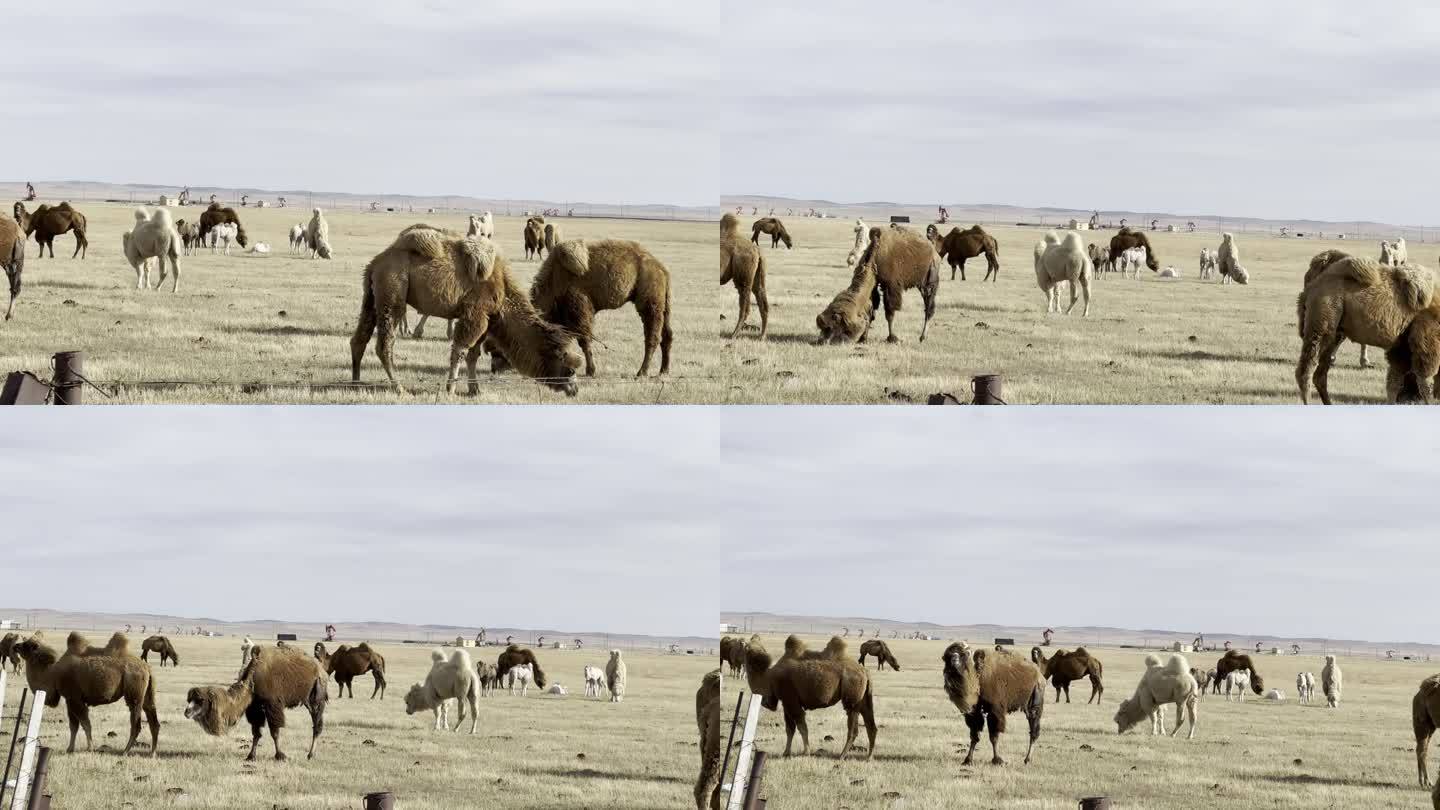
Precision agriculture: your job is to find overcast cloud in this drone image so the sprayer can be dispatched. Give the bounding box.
[3,2,717,206]
[717,1,1440,225]
[0,408,717,639]
[720,408,1440,645]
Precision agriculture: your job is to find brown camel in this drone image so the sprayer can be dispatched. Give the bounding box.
[14,632,160,756]
[855,226,942,343]
[495,644,549,689]
[942,642,1044,766]
[1030,647,1103,704]
[720,213,768,339]
[926,224,1000,282]
[186,643,328,761]
[0,631,20,671]
[349,224,582,396]
[695,669,722,810]
[1303,249,1373,367]
[743,634,877,759]
[1108,227,1158,272]
[1295,254,1436,403]
[527,239,673,378]
[524,216,546,260]
[1385,302,1440,403]
[720,636,747,678]
[750,217,792,249]
[313,641,386,699]
[13,201,88,259]
[140,635,180,667]
[815,253,877,344]
[0,217,22,320]
[1415,674,1440,786]
[475,661,499,696]
[197,202,249,248]
[857,639,900,671]
[1214,650,1264,695]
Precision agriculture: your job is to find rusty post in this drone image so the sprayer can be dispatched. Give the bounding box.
[1079,798,1112,810]
[362,791,395,810]
[971,373,1005,404]
[24,748,49,810]
[742,751,768,810]
[50,351,83,405]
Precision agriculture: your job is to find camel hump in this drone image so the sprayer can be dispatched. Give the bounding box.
[133,208,149,224]
[782,635,808,659]
[393,225,450,261]
[456,236,497,282]
[430,649,445,664]
[1163,654,1189,676]
[548,240,589,276]
[1336,256,1384,287]
[1394,263,1437,310]
[354,642,372,653]
[66,632,91,656]
[104,633,130,655]
[822,637,847,658]
[151,208,174,228]
[449,648,472,670]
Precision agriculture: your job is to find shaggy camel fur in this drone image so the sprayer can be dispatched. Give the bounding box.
[140,635,180,667]
[1089,242,1112,276]
[696,669,722,810]
[1030,646,1104,704]
[926,223,1000,282]
[719,213,768,339]
[1385,301,1440,403]
[313,641,387,699]
[942,642,1044,766]
[857,639,900,671]
[13,201,88,259]
[1108,227,1158,272]
[350,224,581,396]
[185,643,327,761]
[1217,233,1248,285]
[1303,250,1373,368]
[543,223,562,252]
[524,216,545,260]
[0,631,20,672]
[197,202,248,248]
[1033,231,1093,316]
[305,207,332,259]
[475,661,498,697]
[1114,653,1198,739]
[853,226,941,343]
[720,636,747,678]
[744,635,877,759]
[495,644,548,689]
[815,244,877,344]
[1191,667,1213,695]
[0,216,22,320]
[123,207,182,292]
[1295,254,1437,403]
[528,239,673,377]
[404,649,479,733]
[176,219,201,256]
[1321,655,1342,708]
[606,649,627,703]
[1414,674,1440,786]
[1214,650,1264,695]
[750,217,792,249]
[15,632,160,756]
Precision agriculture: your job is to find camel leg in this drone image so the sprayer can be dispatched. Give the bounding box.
[1024,692,1042,764]
[411,314,430,340]
[840,709,859,759]
[168,253,180,293]
[145,703,160,755]
[350,302,378,383]
[918,263,939,343]
[955,258,965,282]
[1078,275,1091,317]
[1063,683,1071,704]
[73,232,87,259]
[465,343,486,396]
[637,301,664,378]
[781,705,799,757]
[1296,328,1336,404]
[375,308,404,392]
[752,277,768,341]
[372,670,385,700]
[861,695,877,759]
[1313,332,1345,406]
[65,701,83,753]
[270,720,286,761]
[729,283,751,339]
[1417,720,1433,786]
[1185,698,1197,739]
[986,711,1006,765]
[961,712,983,765]
[124,701,142,755]
[881,282,902,343]
[795,712,810,755]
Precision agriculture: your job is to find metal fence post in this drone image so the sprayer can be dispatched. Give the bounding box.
[9,690,45,810]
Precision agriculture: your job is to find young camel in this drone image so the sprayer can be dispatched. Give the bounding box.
[719,213,768,339]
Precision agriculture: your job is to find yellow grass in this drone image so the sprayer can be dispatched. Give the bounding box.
[724,634,1435,809]
[1,633,712,809]
[3,204,1412,403]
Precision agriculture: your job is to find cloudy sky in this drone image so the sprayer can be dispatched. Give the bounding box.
[720,408,1440,645]
[718,1,1440,225]
[5,2,716,206]
[0,408,717,639]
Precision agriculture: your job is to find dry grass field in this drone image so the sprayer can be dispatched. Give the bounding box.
[1,633,712,809]
[724,634,1436,809]
[3,202,1417,403]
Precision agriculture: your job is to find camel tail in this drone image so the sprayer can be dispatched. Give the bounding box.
[1387,319,1426,402]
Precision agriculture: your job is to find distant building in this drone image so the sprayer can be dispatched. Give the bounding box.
[721,624,739,634]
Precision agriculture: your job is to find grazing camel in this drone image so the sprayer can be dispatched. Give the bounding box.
[720,636,747,678]
[750,217,792,249]
[1214,650,1265,695]
[495,644,549,689]
[185,643,328,761]
[1108,227,1158,272]
[0,632,21,671]
[313,641,387,699]
[942,642,1044,766]
[14,633,160,756]
[719,213,768,339]
[1030,647,1104,704]
[854,226,942,343]
[857,639,900,671]
[523,216,546,260]
[13,201,88,259]
[197,202,249,248]
[743,635,877,759]
[140,635,180,667]
[926,223,1000,282]
[0,217,22,320]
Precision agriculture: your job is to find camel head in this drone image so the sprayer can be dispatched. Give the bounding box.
[402,683,429,715]
[720,212,740,237]
[609,650,623,664]
[185,680,253,736]
[941,642,980,714]
[13,202,28,230]
[1113,695,1149,734]
[313,642,331,668]
[1029,646,1049,671]
[742,635,776,707]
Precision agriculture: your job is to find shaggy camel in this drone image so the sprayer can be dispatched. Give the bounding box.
[852,226,941,343]
[744,635,877,759]
[1414,674,1440,787]
[350,224,582,396]
[524,216,545,260]
[0,631,20,672]
[176,219,201,256]
[1295,254,1437,403]
[313,641,387,699]
[15,632,160,756]
[720,636,747,678]
[1033,231,1093,316]
[606,649,627,703]
[527,239,673,377]
[857,639,900,671]
[197,202,249,248]
[1030,647,1103,704]
[495,644,549,689]
[696,669,722,810]
[305,207,332,259]
[750,217,792,249]
[926,223,1000,282]
[123,207,182,291]
[1214,650,1264,695]
[13,201,88,259]
[186,643,328,761]
[0,216,22,320]
[140,635,180,667]
[404,649,479,733]
[719,213,768,339]
[1386,303,1440,403]
[475,661,498,696]
[1321,655,1343,708]
[1302,250,1373,368]
[1115,654,1198,739]
[815,242,878,344]
[942,642,1044,766]
[1108,227,1158,272]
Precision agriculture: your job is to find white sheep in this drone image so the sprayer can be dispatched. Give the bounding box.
[122,207,182,292]
[508,662,534,697]
[845,218,868,267]
[1225,668,1251,702]
[1114,653,1198,739]
[306,207,331,259]
[584,664,608,698]
[1032,230,1093,316]
[467,211,494,240]
[1296,672,1315,704]
[1199,247,1217,280]
[1217,233,1249,285]
[210,222,238,255]
[1321,655,1342,708]
[403,648,479,733]
[288,224,306,253]
[606,649,627,703]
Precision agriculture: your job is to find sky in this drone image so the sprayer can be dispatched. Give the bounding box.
[716,1,1440,225]
[0,408,718,639]
[3,1,718,206]
[719,408,1440,645]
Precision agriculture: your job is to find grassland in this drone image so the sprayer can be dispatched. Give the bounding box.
[2,202,1412,403]
[1,633,712,809]
[723,634,1435,809]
